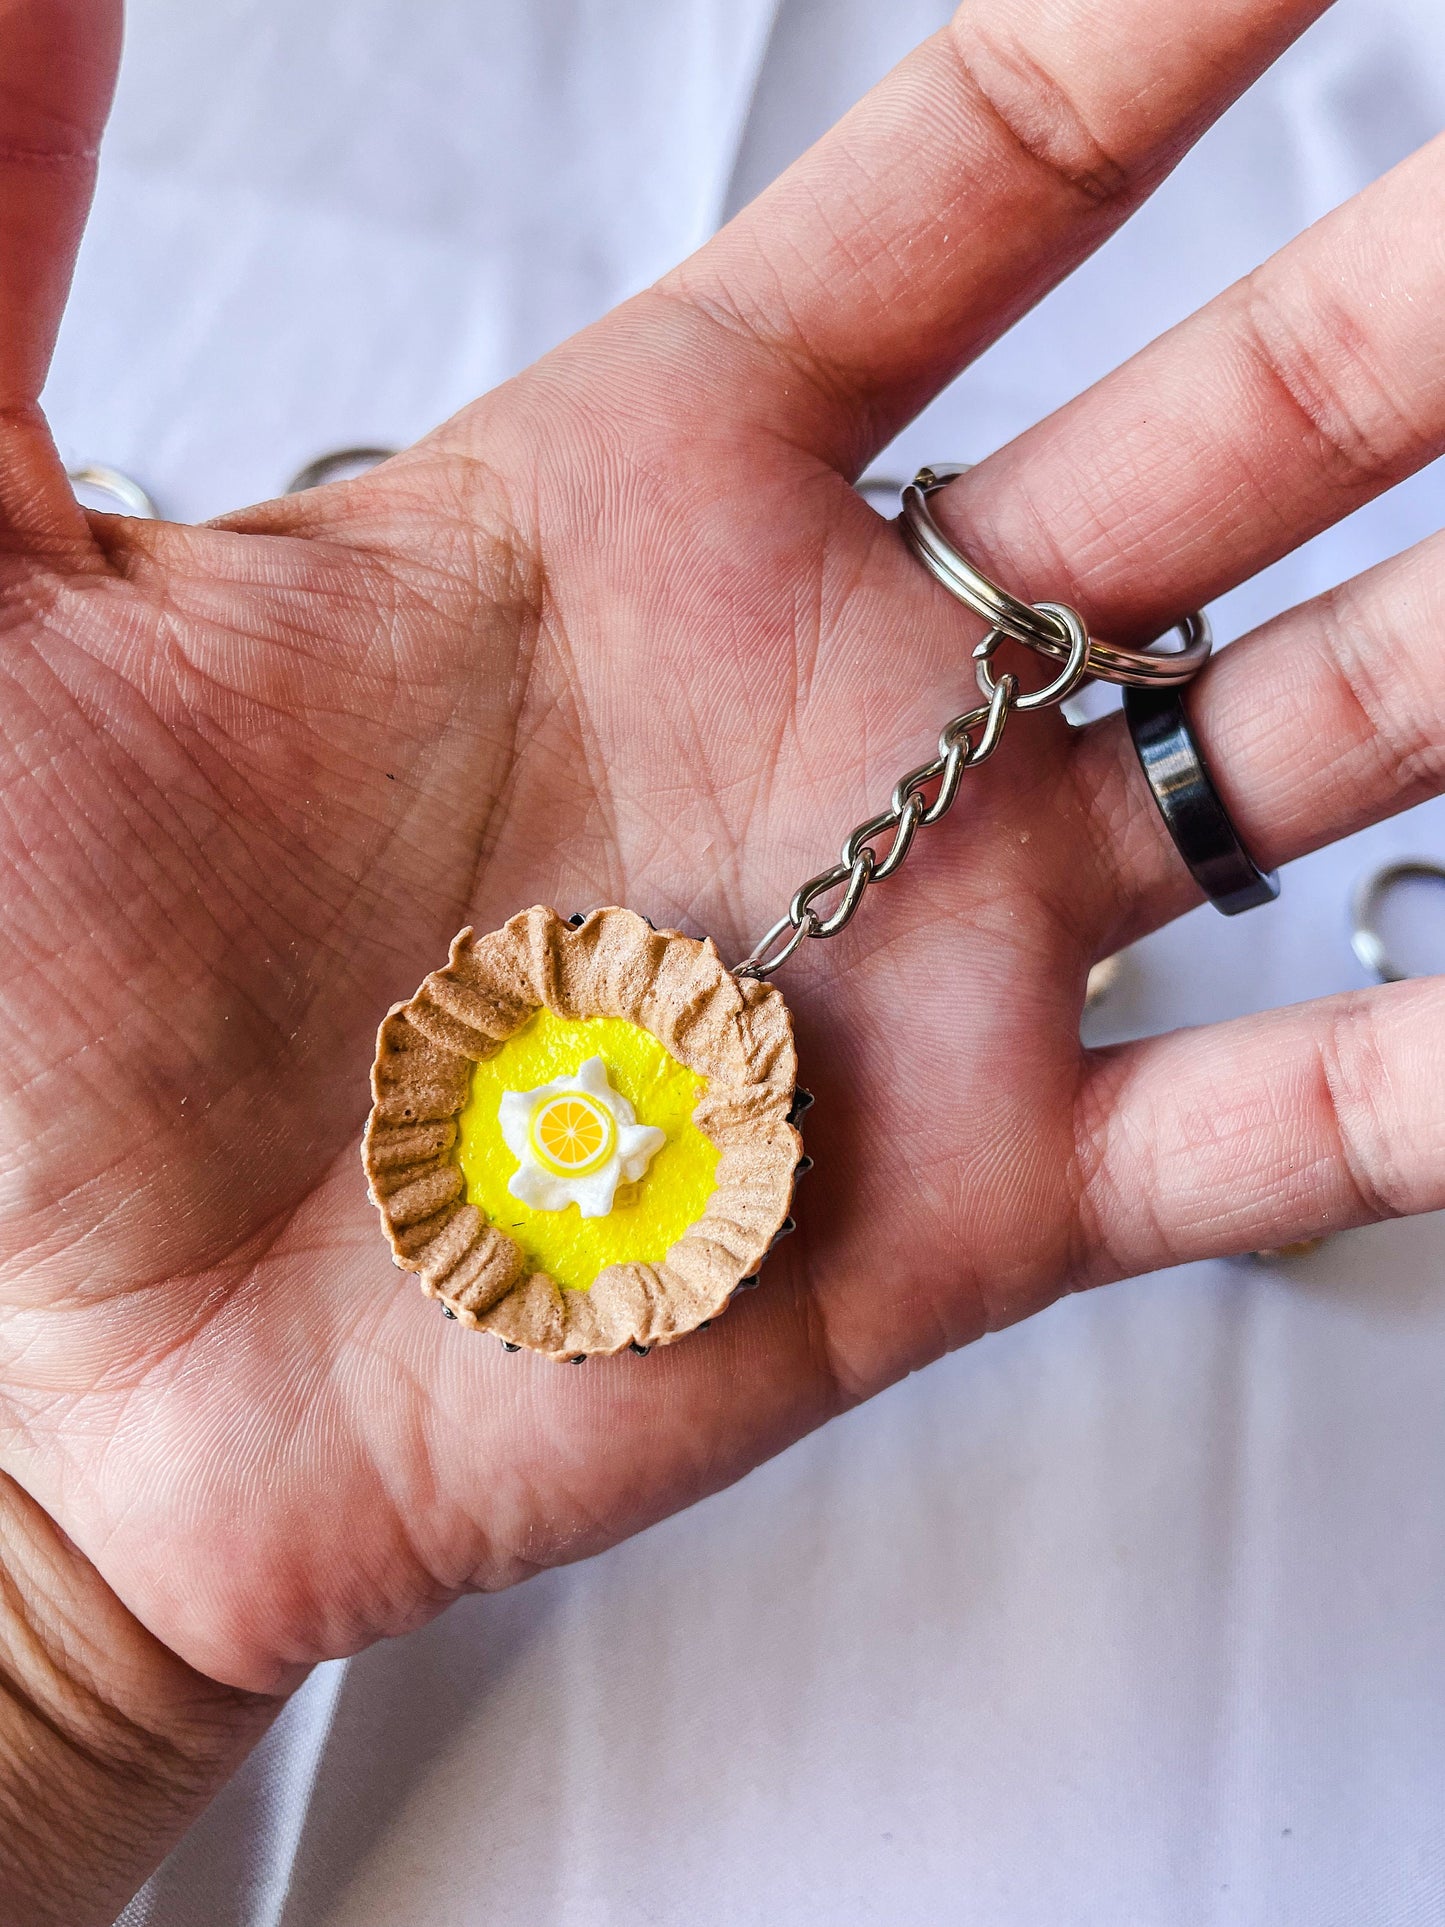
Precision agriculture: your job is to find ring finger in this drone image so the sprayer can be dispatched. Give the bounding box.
[1076,524,1445,952]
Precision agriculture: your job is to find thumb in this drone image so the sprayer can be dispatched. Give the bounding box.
[0,0,122,545]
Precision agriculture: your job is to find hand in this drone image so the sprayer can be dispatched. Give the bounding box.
[5,0,1445,1762]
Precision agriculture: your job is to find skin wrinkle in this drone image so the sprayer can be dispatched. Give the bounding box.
[1,822,286,1120]
[0,562,520,1179]
[3,1115,286,1312]
[2,924,348,1287]
[789,500,834,718]
[0,976,185,1147]
[0,431,110,563]
[434,498,567,928]
[1312,575,1445,804]
[0,1580,204,1789]
[1236,271,1437,497]
[946,12,1134,209]
[21,741,291,1008]
[771,596,832,883]
[93,1351,290,1530]
[1070,1046,1183,1281]
[1,1273,225,1398]
[0,1075,182,1261]
[647,276,892,457]
[787,519,913,824]
[589,478,800,935]
[376,645,528,931]
[462,1405,616,1586]
[0,1483,274,1894]
[940,465,1125,639]
[159,612,400,744]
[534,603,625,907]
[1070,429,1206,594]
[994,729,1104,958]
[5,625,298,933]
[666,0,1225,468]
[1070,987,1445,1283]
[0,1668,179,1819]
[278,1472,452,1659]
[1311,998,1407,1225]
[0,137,96,166]
[719,718,787,948]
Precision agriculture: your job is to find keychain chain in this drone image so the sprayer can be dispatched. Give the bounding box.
[733,599,1091,980]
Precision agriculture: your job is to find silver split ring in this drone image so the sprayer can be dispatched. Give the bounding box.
[900,463,1212,689]
[285,446,399,495]
[68,464,159,519]
[1351,859,1445,983]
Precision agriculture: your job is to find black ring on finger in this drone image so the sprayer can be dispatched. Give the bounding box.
[1123,683,1280,916]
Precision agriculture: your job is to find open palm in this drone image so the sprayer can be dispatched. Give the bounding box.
[5,0,1445,1704]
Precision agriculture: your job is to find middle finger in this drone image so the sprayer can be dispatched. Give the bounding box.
[912,131,1445,936]
[926,131,1445,651]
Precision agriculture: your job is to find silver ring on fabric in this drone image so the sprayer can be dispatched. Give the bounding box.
[856,473,908,513]
[1351,859,1445,982]
[68,464,159,519]
[1084,952,1124,1012]
[899,463,1212,688]
[285,446,398,494]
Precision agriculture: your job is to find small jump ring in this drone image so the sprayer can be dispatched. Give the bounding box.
[899,464,1212,688]
[734,908,818,980]
[1351,859,1445,983]
[974,601,1090,713]
[68,464,159,519]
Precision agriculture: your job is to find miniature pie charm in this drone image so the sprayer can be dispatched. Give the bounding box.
[363,907,806,1360]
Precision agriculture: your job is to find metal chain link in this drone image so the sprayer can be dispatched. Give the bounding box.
[733,601,1091,980]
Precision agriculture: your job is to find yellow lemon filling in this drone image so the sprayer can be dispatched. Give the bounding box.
[457,1009,718,1291]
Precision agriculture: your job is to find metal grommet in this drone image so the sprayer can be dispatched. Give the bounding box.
[1351,859,1445,983]
[285,446,398,494]
[1124,682,1280,916]
[68,464,159,519]
[900,464,1212,688]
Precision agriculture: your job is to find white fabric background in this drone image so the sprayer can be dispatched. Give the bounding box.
[50,0,1443,1920]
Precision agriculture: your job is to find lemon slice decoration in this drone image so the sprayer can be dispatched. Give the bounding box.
[530,1092,615,1175]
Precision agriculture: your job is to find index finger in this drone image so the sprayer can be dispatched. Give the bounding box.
[657,0,1334,470]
